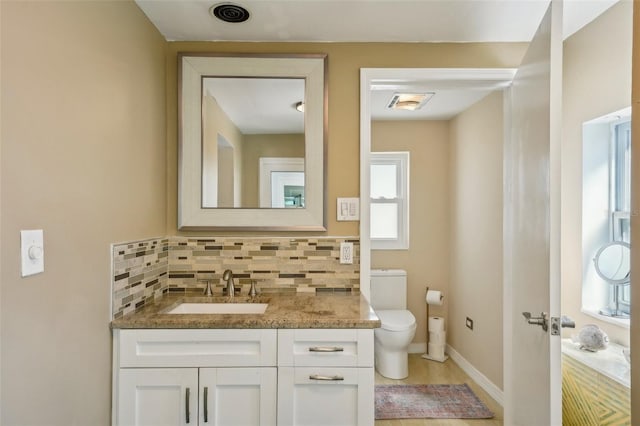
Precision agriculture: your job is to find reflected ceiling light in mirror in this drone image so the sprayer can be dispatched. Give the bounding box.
[295,101,305,112]
[210,2,250,23]
[387,92,435,110]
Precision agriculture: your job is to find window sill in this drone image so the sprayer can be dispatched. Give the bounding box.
[581,308,630,329]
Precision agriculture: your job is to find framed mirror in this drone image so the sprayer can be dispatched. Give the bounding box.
[179,53,327,230]
[593,241,631,318]
[593,241,631,285]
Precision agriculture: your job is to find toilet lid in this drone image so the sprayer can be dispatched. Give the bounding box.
[376,310,416,331]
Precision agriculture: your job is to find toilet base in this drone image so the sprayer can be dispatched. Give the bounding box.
[375,348,409,379]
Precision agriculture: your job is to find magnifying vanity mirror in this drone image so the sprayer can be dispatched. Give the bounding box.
[594,241,631,317]
[178,53,327,230]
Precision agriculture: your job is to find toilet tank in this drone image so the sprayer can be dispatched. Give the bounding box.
[370,269,407,310]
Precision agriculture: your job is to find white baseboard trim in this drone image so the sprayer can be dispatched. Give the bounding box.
[446,344,504,407]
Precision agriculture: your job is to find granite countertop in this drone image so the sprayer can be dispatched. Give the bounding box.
[111,293,381,330]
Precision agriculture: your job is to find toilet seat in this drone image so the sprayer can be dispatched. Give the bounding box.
[376,310,416,332]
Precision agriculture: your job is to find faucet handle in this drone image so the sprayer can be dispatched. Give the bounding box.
[249,280,259,297]
[198,279,213,296]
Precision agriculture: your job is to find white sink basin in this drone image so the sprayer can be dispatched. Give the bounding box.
[166,303,268,315]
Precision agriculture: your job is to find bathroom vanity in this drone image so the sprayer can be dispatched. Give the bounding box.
[111,294,380,426]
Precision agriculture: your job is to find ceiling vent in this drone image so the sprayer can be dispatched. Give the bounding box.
[387,93,435,111]
[210,3,250,23]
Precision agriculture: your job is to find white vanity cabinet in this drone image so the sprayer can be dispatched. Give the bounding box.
[112,329,278,426]
[276,329,375,426]
[112,328,375,426]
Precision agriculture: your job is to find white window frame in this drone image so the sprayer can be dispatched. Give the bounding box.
[580,110,631,326]
[370,152,409,250]
[610,119,631,312]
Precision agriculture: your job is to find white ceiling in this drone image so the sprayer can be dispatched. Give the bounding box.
[147,0,621,123]
[136,0,619,43]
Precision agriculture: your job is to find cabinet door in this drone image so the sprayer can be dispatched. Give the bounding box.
[277,367,374,426]
[200,368,277,426]
[117,368,198,426]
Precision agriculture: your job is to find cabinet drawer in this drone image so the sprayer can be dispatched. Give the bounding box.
[117,329,277,368]
[278,329,373,367]
[277,367,374,426]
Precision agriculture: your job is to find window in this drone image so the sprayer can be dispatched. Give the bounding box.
[611,120,631,312]
[370,152,409,250]
[581,111,631,322]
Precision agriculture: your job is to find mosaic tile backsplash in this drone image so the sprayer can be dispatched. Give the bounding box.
[112,238,168,319]
[112,236,360,319]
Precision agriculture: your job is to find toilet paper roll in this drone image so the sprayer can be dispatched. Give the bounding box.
[429,331,447,345]
[429,316,445,332]
[428,342,446,360]
[426,290,443,306]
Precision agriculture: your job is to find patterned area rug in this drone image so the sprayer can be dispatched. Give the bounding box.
[375,383,494,420]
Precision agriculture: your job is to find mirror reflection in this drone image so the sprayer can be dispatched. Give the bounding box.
[202,77,305,208]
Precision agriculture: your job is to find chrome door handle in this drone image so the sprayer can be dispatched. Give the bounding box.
[550,315,575,335]
[522,312,549,332]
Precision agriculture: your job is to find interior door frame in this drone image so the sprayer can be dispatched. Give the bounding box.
[360,68,515,305]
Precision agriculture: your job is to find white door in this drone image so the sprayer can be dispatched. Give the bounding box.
[199,367,277,426]
[503,1,563,425]
[118,368,198,426]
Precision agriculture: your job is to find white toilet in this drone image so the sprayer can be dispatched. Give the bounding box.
[370,269,417,379]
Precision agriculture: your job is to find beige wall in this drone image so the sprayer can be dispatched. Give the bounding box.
[0,5,531,423]
[561,0,632,346]
[449,91,504,389]
[1,2,167,425]
[242,134,304,207]
[202,94,244,207]
[371,120,450,351]
[167,42,527,236]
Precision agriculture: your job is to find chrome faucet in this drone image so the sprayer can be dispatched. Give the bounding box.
[222,269,235,298]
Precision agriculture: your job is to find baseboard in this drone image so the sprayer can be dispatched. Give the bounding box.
[446,344,504,407]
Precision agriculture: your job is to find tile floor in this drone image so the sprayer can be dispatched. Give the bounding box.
[374,354,503,426]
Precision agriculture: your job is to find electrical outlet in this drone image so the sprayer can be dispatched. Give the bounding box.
[466,317,474,330]
[340,242,354,264]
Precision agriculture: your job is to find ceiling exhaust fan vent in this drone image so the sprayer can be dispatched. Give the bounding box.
[387,93,435,111]
[211,3,250,23]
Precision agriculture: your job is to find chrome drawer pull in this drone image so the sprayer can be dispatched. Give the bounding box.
[308,346,344,352]
[203,386,208,423]
[309,374,345,381]
[185,387,190,424]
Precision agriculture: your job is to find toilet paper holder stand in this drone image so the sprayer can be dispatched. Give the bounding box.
[421,286,449,363]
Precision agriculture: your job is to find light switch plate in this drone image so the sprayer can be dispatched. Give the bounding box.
[337,197,359,221]
[21,229,44,277]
